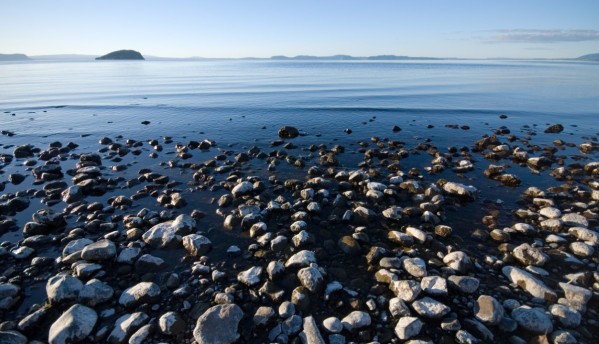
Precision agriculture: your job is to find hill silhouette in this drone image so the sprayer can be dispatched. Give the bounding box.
[96,50,144,60]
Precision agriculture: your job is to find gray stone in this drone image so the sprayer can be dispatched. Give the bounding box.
[502,266,557,302]
[48,304,97,344]
[512,243,549,266]
[182,234,212,256]
[79,279,113,306]
[412,297,451,319]
[323,317,342,333]
[237,266,263,287]
[549,330,577,344]
[569,242,594,257]
[107,312,149,344]
[474,295,504,325]
[549,304,581,328]
[0,331,27,344]
[443,251,471,272]
[421,276,447,296]
[455,330,478,344]
[159,311,186,335]
[46,274,83,304]
[128,324,153,344]
[118,282,160,308]
[559,282,592,305]
[340,311,371,331]
[389,297,411,317]
[134,254,165,272]
[81,239,116,260]
[285,250,317,269]
[0,284,20,299]
[279,301,295,318]
[390,280,421,302]
[253,306,275,327]
[300,315,326,344]
[448,276,480,294]
[142,214,195,248]
[232,181,253,197]
[562,213,588,228]
[511,307,553,334]
[193,304,243,344]
[403,257,427,277]
[568,227,599,245]
[116,247,141,264]
[443,182,477,199]
[297,266,324,293]
[394,316,422,340]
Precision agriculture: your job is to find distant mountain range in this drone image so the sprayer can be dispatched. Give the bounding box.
[1,52,598,62]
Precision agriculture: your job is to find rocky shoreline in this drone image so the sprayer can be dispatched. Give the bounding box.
[0,119,598,344]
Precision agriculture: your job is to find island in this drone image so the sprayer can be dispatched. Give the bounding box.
[95,50,144,60]
[577,53,599,61]
[0,53,30,61]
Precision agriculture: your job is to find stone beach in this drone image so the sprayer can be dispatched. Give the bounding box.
[0,116,598,344]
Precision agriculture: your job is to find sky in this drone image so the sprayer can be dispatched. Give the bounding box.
[1,0,598,59]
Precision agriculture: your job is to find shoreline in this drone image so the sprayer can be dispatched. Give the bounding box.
[0,115,598,343]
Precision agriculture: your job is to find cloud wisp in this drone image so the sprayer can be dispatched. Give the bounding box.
[483,29,599,44]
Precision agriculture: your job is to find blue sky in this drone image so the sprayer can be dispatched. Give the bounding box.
[1,0,598,58]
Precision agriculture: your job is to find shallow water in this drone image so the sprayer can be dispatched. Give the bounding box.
[1,59,598,342]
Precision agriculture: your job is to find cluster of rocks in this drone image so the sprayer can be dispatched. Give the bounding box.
[0,123,597,343]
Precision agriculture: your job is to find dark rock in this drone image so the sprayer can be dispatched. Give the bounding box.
[278,126,300,139]
[544,124,564,133]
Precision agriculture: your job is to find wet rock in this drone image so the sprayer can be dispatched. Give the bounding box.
[232,181,253,198]
[46,274,83,304]
[253,306,275,327]
[107,312,149,344]
[159,311,186,336]
[118,282,160,308]
[502,266,557,302]
[443,251,471,272]
[323,317,342,334]
[512,243,549,266]
[511,306,553,334]
[182,234,212,256]
[421,276,447,296]
[48,304,97,344]
[403,257,427,277]
[569,242,594,257]
[61,186,82,203]
[237,266,263,287]
[338,235,361,254]
[341,311,371,331]
[300,315,326,344]
[81,239,116,261]
[412,297,451,319]
[134,254,165,272]
[550,330,577,344]
[443,182,477,199]
[193,304,243,344]
[566,226,594,243]
[448,276,480,294]
[0,331,27,344]
[286,250,317,269]
[390,280,421,302]
[142,214,196,248]
[544,124,564,133]
[559,282,592,305]
[79,279,114,306]
[549,304,581,328]
[562,214,588,228]
[278,126,300,139]
[394,316,422,340]
[297,266,324,293]
[474,295,504,325]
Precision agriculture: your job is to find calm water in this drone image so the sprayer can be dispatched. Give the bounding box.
[1,59,598,144]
